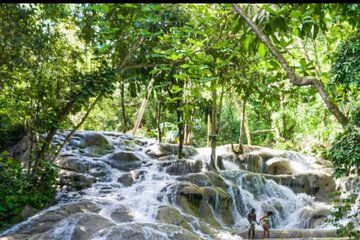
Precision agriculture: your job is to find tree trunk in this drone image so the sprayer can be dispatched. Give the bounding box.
[176,84,185,159]
[210,86,218,171]
[120,82,128,133]
[156,97,162,142]
[207,113,211,147]
[232,4,349,127]
[36,98,78,160]
[177,107,184,159]
[217,83,225,134]
[243,99,251,145]
[50,94,103,162]
[132,78,155,136]
[184,110,194,145]
[234,96,244,154]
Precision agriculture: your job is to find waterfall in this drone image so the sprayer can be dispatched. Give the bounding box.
[0,131,344,240]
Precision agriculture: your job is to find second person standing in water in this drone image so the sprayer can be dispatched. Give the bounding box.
[258,211,274,239]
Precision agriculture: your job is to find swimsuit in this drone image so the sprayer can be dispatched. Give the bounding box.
[250,222,256,229]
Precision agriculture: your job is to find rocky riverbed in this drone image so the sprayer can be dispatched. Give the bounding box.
[1,130,353,239]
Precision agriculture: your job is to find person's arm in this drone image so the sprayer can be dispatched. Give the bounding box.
[247,214,251,224]
[258,216,264,224]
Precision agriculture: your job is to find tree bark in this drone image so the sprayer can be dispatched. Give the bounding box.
[297,37,311,63]
[243,99,251,145]
[120,82,128,133]
[177,79,185,159]
[156,96,162,142]
[50,94,103,163]
[131,78,155,136]
[217,83,225,136]
[207,113,211,147]
[232,4,349,127]
[234,96,244,154]
[210,86,218,171]
[36,98,78,160]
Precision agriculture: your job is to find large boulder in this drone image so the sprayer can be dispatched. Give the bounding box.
[298,205,331,228]
[238,153,263,173]
[1,201,101,238]
[264,157,294,175]
[266,172,336,201]
[117,170,146,186]
[110,204,134,223]
[145,143,198,158]
[166,172,234,227]
[156,206,193,232]
[56,156,109,177]
[165,159,203,176]
[69,132,114,157]
[106,151,142,171]
[33,213,115,240]
[58,170,96,191]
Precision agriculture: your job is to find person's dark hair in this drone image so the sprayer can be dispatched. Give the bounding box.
[251,208,255,213]
[267,211,274,216]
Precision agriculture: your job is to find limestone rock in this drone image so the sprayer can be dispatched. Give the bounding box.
[2,201,101,237]
[35,212,115,240]
[110,205,133,223]
[145,143,198,158]
[58,170,96,191]
[156,206,193,232]
[165,159,203,176]
[264,157,293,175]
[299,205,331,228]
[106,151,142,171]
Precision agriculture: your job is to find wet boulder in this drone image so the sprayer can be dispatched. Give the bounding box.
[156,206,193,232]
[106,151,142,171]
[238,153,263,173]
[145,143,198,158]
[177,173,212,187]
[72,132,114,157]
[165,159,203,176]
[110,204,134,223]
[266,172,336,201]
[58,170,96,191]
[166,173,234,227]
[264,157,293,175]
[299,205,331,228]
[34,212,115,240]
[2,201,101,237]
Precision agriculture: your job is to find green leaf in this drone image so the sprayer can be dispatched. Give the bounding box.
[290,10,302,18]
[258,42,267,57]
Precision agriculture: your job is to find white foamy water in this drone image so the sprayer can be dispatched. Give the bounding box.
[1,132,348,239]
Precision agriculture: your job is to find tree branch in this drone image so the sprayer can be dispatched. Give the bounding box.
[232,4,349,127]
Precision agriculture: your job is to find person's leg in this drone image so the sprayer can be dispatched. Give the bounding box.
[251,228,255,239]
[248,228,251,239]
[263,226,266,239]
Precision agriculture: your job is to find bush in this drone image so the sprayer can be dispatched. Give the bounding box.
[323,125,360,177]
[0,151,57,229]
[323,124,360,238]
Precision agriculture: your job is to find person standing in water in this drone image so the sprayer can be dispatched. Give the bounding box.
[247,208,257,239]
[259,211,274,239]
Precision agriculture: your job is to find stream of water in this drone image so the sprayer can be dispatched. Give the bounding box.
[1,131,340,239]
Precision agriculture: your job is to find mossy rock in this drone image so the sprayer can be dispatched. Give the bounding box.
[156,206,193,232]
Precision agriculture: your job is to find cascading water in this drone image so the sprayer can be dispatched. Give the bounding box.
[0,131,341,240]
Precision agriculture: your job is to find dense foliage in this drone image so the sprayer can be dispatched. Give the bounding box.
[0,152,57,229]
[0,3,359,230]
